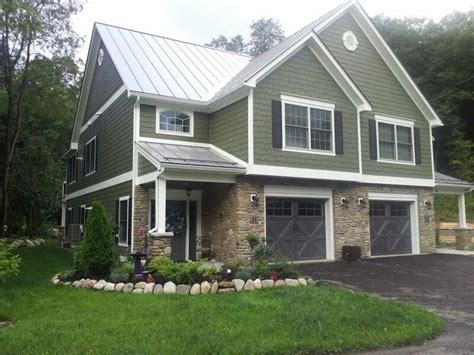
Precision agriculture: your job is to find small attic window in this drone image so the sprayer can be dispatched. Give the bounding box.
[97,48,104,66]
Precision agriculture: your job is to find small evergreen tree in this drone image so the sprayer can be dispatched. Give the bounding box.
[74,200,117,277]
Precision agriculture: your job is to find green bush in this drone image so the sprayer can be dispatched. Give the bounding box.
[269,257,298,279]
[255,245,273,259]
[120,261,134,275]
[73,201,117,278]
[0,241,21,283]
[253,259,270,279]
[148,257,206,284]
[110,266,129,283]
[245,233,260,250]
[234,268,251,281]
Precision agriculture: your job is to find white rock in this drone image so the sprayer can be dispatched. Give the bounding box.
[93,279,107,290]
[52,278,60,285]
[298,278,308,286]
[285,279,299,287]
[262,279,275,288]
[134,281,146,289]
[144,283,155,294]
[200,281,211,294]
[307,278,316,286]
[104,282,115,292]
[153,284,163,294]
[72,280,81,288]
[254,279,262,289]
[115,283,125,292]
[275,280,286,287]
[210,281,219,294]
[123,283,134,293]
[163,281,176,294]
[176,284,191,294]
[244,279,255,291]
[232,279,245,292]
[132,288,143,294]
[190,284,201,295]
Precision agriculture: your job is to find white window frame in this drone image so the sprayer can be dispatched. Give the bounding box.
[67,153,77,185]
[156,106,194,137]
[375,114,415,166]
[66,207,73,225]
[281,95,336,156]
[84,136,97,177]
[118,196,130,247]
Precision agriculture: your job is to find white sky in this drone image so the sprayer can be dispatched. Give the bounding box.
[72,0,473,62]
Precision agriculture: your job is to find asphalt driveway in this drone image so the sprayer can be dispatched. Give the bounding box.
[298,254,474,354]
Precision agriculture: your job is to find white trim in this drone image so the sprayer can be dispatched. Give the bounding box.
[65,171,133,200]
[67,153,78,185]
[155,106,194,137]
[156,178,167,234]
[117,195,131,247]
[248,89,254,165]
[281,95,336,156]
[163,170,238,184]
[84,136,98,177]
[357,109,363,174]
[80,85,127,134]
[374,114,415,127]
[136,171,159,185]
[131,96,140,252]
[368,192,420,255]
[264,185,334,261]
[458,193,468,229]
[361,174,434,187]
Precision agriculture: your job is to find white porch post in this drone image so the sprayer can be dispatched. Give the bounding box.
[458,193,468,229]
[155,177,167,233]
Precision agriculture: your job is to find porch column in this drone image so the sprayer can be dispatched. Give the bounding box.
[458,193,468,229]
[155,177,167,233]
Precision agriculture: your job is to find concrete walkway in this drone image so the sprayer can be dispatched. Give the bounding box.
[298,254,474,354]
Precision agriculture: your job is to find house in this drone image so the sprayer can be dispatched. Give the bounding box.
[62,0,473,262]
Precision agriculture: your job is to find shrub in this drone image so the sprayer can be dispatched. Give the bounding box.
[245,233,260,250]
[148,257,206,284]
[255,245,273,259]
[0,241,21,283]
[234,268,251,281]
[253,259,270,279]
[269,257,298,279]
[110,266,129,283]
[120,261,134,275]
[73,201,117,278]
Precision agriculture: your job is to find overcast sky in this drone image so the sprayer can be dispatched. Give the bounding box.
[72,0,473,62]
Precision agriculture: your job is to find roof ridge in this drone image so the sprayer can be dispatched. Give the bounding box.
[94,21,252,59]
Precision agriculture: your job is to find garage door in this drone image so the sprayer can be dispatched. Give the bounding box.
[369,201,412,256]
[266,198,326,260]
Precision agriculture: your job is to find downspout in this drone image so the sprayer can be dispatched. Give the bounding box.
[144,166,165,254]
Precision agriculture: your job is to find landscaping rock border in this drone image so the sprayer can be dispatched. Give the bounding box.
[6,238,45,248]
[50,275,318,295]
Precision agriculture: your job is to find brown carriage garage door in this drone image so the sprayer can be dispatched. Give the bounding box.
[369,201,412,256]
[265,198,326,260]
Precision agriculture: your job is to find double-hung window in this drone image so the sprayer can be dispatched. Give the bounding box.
[84,136,97,176]
[376,115,414,164]
[282,96,335,154]
[118,196,130,245]
[67,154,77,184]
[156,107,193,136]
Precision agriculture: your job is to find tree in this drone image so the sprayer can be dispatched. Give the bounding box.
[248,18,285,57]
[0,0,83,236]
[0,241,21,283]
[74,200,117,278]
[206,34,247,54]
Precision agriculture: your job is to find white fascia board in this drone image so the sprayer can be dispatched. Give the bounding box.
[207,86,251,112]
[368,192,418,201]
[135,143,162,170]
[248,164,361,182]
[349,4,443,127]
[65,171,133,200]
[160,163,245,175]
[136,171,158,185]
[163,169,238,183]
[129,91,207,109]
[264,185,332,199]
[361,174,435,187]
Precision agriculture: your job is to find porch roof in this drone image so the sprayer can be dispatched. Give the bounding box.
[435,172,473,190]
[137,141,246,171]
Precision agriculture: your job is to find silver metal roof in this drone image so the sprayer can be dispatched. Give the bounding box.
[435,172,473,188]
[96,23,251,102]
[137,141,246,170]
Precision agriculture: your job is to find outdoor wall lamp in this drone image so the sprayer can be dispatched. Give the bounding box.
[424,200,432,209]
[185,183,192,198]
[357,197,367,207]
[250,193,259,206]
[340,197,349,208]
[76,155,83,161]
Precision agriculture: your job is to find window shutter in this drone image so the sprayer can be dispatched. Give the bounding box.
[94,137,98,172]
[272,100,283,148]
[128,198,132,247]
[334,111,344,155]
[414,127,422,165]
[115,200,119,244]
[369,119,377,160]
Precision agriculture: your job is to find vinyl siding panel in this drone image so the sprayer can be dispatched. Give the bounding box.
[68,93,134,194]
[319,13,432,179]
[253,46,359,172]
[138,154,156,176]
[139,104,210,143]
[211,98,248,162]
[83,42,123,125]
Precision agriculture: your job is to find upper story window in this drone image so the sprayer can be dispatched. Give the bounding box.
[84,136,97,176]
[157,107,193,136]
[282,95,335,155]
[376,115,414,165]
[67,153,77,184]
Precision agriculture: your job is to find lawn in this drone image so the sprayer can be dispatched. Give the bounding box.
[0,244,443,354]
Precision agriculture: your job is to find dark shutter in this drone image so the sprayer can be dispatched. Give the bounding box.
[414,127,422,165]
[272,100,283,148]
[115,200,119,244]
[334,111,344,155]
[128,198,132,247]
[369,119,377,160]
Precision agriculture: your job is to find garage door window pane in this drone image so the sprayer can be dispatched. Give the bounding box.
[298,201,323,216]
[369,203,386,216]
[266,200,291,216]
[390,204,409,216]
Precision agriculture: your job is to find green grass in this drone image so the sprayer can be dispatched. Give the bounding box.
[0,244,444,354]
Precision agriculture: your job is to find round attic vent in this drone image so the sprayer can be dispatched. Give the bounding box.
[97,48,104,66]
[342,31,358,51]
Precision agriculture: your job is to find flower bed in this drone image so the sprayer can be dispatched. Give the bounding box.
[50,274,317,295]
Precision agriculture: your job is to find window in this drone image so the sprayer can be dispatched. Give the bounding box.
[150,199,156,230]
[84,136,97,176]
[67,154,77,184]
[390,203,409,217]
[157,108,193,136]
[118,197,130,245]
[282,97,335,154]
[80,205,90,230]
[266,199,292,216]
[369,203,386,216]
[298,201,323,216]
[66,208,74,225]
[376,116,414,164]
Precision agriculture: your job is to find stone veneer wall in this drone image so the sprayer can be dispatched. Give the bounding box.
[133,185,149,252]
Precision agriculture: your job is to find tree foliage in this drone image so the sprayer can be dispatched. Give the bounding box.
[0,240,21,282]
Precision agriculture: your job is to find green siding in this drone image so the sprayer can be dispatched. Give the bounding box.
[253,46,359,172]
[140,104,210,143]
[138,154,156,176]
[68,93,134,194]
[319,13,432,179]
[211,98,248,162]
